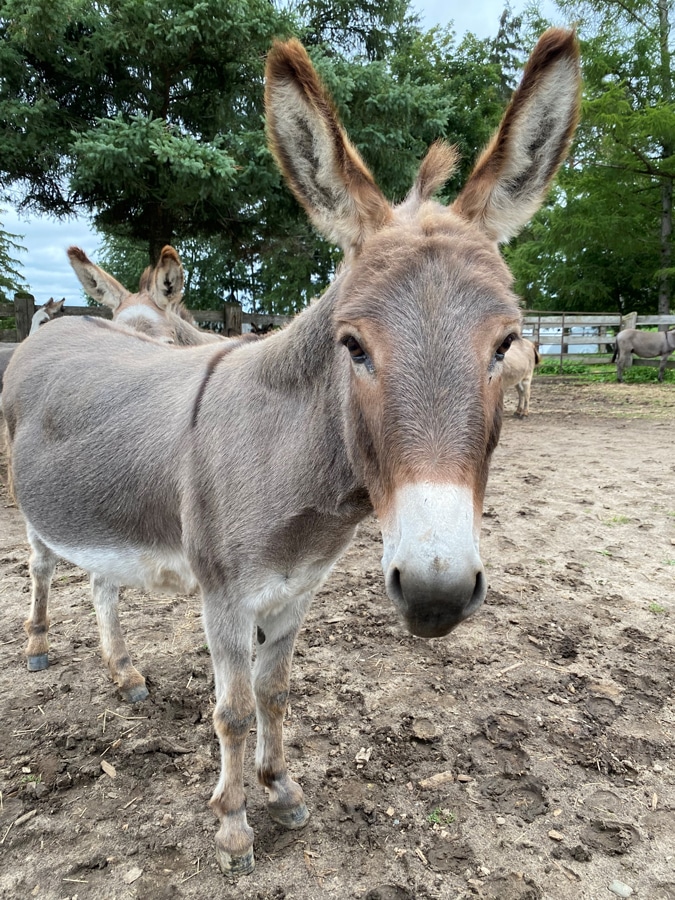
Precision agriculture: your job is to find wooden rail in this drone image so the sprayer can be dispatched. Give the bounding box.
[1,296,672,375]
[0,293,293,341]
[522,311,675,373]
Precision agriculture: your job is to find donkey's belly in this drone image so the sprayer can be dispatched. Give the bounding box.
[30,527,197,594]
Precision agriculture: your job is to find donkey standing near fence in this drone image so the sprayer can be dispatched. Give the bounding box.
[67,245,224,346]
[612,327,675,382]
[3,30,580,876]
[502,336,540,416]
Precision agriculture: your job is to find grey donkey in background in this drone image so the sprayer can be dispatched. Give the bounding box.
[3,29,581,878]
[612,327,675,382]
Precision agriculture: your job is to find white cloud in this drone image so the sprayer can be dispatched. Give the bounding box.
[414,0,561,39]
[2,207,100,305]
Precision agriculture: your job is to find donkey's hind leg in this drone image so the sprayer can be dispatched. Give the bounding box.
[658,352,668,382]
[24,528,58,671]
[514,381,526,417]
[254,600,311,831]
[90,574,148,703]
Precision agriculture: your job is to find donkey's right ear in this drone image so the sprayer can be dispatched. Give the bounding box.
[67,246,128,311]
[150,246,185,310]
[265,39,391,256]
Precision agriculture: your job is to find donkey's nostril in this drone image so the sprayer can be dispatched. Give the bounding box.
[472,569,486,607]
[387,566,403,605]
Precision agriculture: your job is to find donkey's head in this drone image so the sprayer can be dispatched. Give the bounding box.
[67,245,187,343]
[266,32,580,637]
[29,297,66,334]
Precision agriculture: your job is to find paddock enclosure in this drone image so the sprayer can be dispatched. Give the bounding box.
[0,378,673,900]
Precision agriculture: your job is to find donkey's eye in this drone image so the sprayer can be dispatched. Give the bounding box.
[342,335,368,364]
[495,333,517,362]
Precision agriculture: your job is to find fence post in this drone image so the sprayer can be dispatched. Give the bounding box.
[621,311,637,331]
[223,302,242,336]
[14,291,36,341]
[559,312,565,374]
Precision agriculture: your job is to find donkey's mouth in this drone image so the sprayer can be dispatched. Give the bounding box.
[387,566,487,638]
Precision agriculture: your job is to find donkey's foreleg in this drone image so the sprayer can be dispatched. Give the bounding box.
[24,529,57,671]
[90,575,148,703]
[254,602,311,831]
[203,603,256,877]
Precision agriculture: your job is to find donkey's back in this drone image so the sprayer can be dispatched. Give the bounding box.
[4,317,213,587]
[612,327,675,382]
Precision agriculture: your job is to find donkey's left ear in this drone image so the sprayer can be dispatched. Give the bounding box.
[452,28,581,243]
[265,39,392,255]
[151,246,185,309]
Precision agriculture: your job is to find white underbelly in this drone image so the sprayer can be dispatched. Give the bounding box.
[33,529,197,594]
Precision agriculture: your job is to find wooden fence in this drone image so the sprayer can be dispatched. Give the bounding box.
[1,295,674,374]
[523,312,675,373]
[0,293,292,342]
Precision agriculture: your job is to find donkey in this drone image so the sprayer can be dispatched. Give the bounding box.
[612,327,675,383]
[501,336,540,416]
[67,245,224,346]
[29,297,66,334]
[3,30,580,876]
[0,298,66,396]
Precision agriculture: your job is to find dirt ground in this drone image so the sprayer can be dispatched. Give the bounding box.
[0,378,674,900]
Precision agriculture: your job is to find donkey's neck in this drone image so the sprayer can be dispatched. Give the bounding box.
[253,280,343,391]
[243,277,371,520]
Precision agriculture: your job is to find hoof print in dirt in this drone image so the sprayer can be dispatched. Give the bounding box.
[364,886,412,900]
[582,819,640,855]
[481,871,542,900]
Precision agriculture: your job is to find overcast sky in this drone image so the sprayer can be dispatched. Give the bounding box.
[5,0,560,305]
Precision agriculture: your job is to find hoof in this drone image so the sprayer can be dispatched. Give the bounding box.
[122,684,149,704]
[27,654,49,672]
[215,845,255,877]
[268,801,310,830]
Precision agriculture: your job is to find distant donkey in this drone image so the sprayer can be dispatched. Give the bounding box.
[501,336,540,417]
[67,245,224,346]
[612,327,675,383]
[3,30,581,877]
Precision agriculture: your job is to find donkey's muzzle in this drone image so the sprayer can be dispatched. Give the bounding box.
[380,482,486,638]
[386,563,486,637]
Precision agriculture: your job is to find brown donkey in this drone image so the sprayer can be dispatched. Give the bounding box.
[501,336,541,416]
[3,30,580,877]
[67,244,224,346]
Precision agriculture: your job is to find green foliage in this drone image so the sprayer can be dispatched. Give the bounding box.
[0,0,549,313]
[507,0,675,315]
[427,807,456,826]
[0,211,27,302]
[536,360,675,383]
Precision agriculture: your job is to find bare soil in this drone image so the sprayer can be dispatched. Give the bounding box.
[1,378,674,900]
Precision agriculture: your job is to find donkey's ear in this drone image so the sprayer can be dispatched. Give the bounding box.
[67,246,128,311]
[150,246,184,309]
[265,39,392,255]
[452,28,581,243]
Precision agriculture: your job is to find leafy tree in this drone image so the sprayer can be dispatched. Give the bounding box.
[0,213,27,303]
[0,0,291,261]
[0,0,518,313]
[507,0,675,315]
